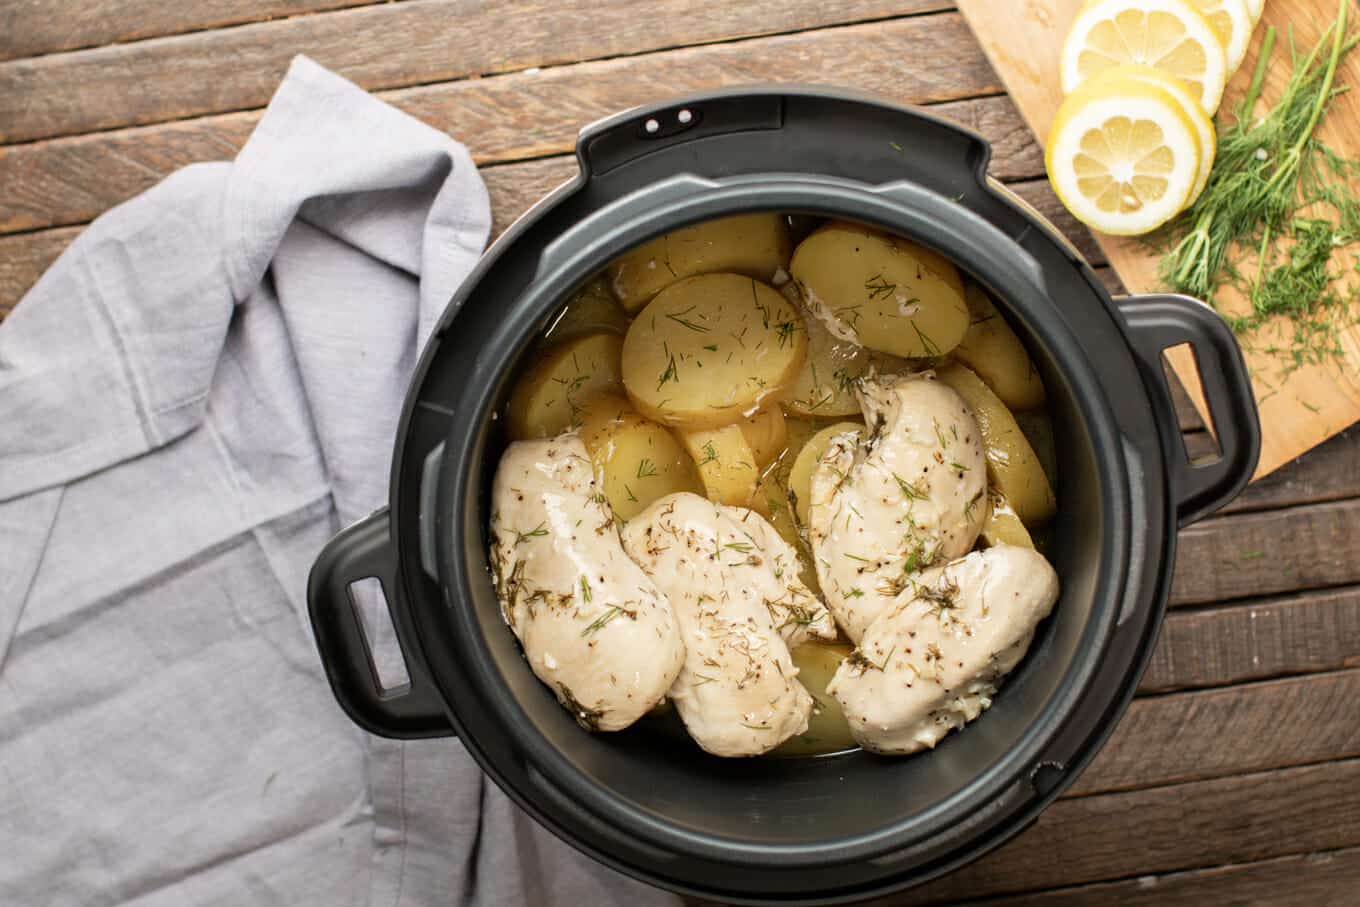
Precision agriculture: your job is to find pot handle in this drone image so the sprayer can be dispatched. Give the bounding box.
[307,508,456,739]
[1116,294,1261,527]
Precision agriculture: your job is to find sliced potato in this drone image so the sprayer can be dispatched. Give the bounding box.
[506,331,623,440]
[980,490,1034,549]
[775,643,857,756]
[754,468,821,596]
[790,220,969,359]
[544,274,631,343]
[739,406,788,470]
[607,213,791,313]
[1014,408,1059,490]
[577,393,701,521]
[787,421,862,528]
[777,283,909,417]
[953,283,1045,411]
[678,423,763,511]
[936,363,1056,526]
[622,274,807,429]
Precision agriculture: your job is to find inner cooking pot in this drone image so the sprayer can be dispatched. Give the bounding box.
[307,87,1260,903]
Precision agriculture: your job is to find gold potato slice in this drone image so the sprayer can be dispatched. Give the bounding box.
[936,362,1056,526]
[774,643,858,756]
[678,423,763,511]
[506,331,623,441]
[952,283,1045,411]
[778,282,911,417]
[607,213,792,313]
[622,273,807,429]
[577,393,700,521]
[979,490,1035,549]
[544,274,631,343]
[790,220,969,359]
[739,406,788,471]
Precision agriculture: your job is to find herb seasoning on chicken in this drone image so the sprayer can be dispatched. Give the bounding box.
[489,436,685,731]
[621,492,836,756]
[808,372,988,642]
[827,545,1058,754]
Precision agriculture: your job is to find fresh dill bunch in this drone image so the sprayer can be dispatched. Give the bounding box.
[1157,1,1359,308]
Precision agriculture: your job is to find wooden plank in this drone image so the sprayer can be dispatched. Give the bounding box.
[1070,670,1360,797]
[957,0,1360,482]
[0,1,394,63]
[963,846,1360,907]
[893,758,1360,905]
[1144,586,1360,693]
[1170,497,1360,606]
[1222,428,1360,515]
[0,227,80,322]
[0,18,1014,235]
[0,0,953,143]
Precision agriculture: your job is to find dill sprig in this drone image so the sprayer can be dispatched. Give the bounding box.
[1156,3,1360,371]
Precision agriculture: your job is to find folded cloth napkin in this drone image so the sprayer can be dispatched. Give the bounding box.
[0,56,680,907]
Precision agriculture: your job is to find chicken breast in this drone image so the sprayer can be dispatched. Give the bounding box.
[827,545,1059,755]
[621,492,836,757]
[489,435,685,732]
[808,372,988,642]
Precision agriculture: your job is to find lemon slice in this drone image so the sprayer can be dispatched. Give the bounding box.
[1084,64,1216,205]
[1187,0,1253,73]
[1062,0,1229,114]
[1047,77,1202,235]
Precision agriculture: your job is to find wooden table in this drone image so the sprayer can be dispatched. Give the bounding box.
[3,3,1358,903]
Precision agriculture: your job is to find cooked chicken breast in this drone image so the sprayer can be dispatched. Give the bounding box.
[808,372,988,642]
[621,492,836,757]
[827,545,1059,754]
[489,436,685,732]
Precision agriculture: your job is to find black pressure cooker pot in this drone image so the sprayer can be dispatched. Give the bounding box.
[307,87,1261,904]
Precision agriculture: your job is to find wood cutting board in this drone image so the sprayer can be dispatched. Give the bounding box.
[956,0,1360,479]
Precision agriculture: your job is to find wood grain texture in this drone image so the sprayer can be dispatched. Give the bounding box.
[0,0,395,62]
[964,846,1360,907]
[1144,586,1360,693]
[1070,669,1360,797]
[956,0,1360,480]
[0,18,1014,234]
[1222,427,1360,514]
[893,758,1360,905]
[1170,497,1360,606]
[0,226,80,322]
[0,0,951,143]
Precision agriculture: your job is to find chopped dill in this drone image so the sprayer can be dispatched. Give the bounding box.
[636,458,658,478]
[581,606,623,636]
[864,273,898,300]
[698,441,719,465]
[580,576,593,603]
[657,347,679,391]
[513,522,549,545]
[665,305,710,333]
[624,484,639,503]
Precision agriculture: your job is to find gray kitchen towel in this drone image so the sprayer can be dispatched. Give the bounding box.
[0,56,679,907]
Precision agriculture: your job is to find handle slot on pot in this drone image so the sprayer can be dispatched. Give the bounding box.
[1116,295,1261,527]
[307,509,455,739]
[1157,342,1224,466]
